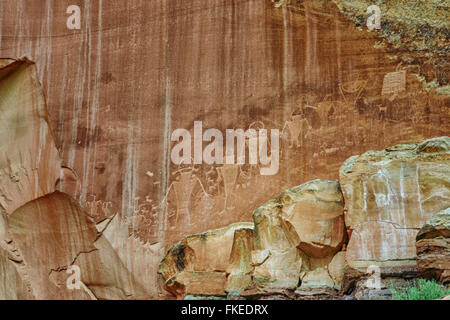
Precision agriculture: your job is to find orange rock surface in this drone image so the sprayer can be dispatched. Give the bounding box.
[0,0,449,299]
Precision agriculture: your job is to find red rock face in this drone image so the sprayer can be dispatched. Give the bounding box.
[0,0,449,298]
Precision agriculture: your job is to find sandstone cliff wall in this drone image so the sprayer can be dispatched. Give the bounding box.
[0,0,448,298]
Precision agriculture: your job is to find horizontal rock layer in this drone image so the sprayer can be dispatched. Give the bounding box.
[416,207,450,284]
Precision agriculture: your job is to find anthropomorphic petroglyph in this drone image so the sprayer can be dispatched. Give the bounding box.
[282,115,312,148]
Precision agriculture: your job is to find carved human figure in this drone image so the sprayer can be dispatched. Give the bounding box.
[217,164,239,212]
[283,115,311,148]
[172,171,197,227]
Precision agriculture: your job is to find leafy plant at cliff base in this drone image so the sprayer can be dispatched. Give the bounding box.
[390,279,450,300]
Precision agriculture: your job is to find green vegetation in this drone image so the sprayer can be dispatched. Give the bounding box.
[390,279,450,300]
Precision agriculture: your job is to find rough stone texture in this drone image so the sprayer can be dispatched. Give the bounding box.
[0,0,449,298]
[0,58,155,300]
[7,192,150,300]
[328,251,347,290]
[296,251,347,291]
[253,180,345,254]
[252,248,303,289]
[346,221,419,266]
[277,180,346,258]
[159,226,255,298]
[299,267,335,289]
[97,214,165,297]
[225,228,254,294]
[252,179,345,288]
[417,207,450,240]
[158,222,254,298]
[416,207,450,284]
[0,248,31,299]
[0,59,61,215]
[340,137,450,270]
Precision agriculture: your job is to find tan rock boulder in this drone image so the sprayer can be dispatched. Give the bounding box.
[159,222,253,298]
[254,180,346,257]
[340,137,450,269]
[0,58,61,215]
[416,207,450,284]
[251,180,346,288]
[251,198,303,289]
[297,251,347,291]
[252,199,298,251]
[278,180,346,258]
[159,222,253,281]
[225,228,254,294]
[252,248,303,289]
[165,271,227,299]
[328,251,347,290]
